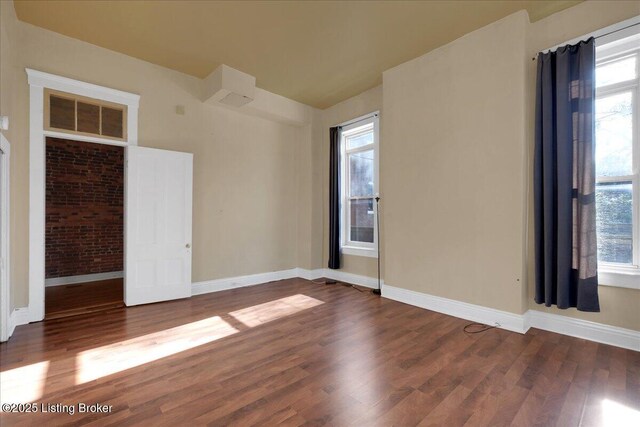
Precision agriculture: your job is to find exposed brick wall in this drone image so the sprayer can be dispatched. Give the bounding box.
[45,137,124,279]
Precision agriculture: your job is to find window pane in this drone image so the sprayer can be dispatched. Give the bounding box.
[596,92,633,177]
[596,181,633,264]
[101,107,124,138]
[346,131,373,150]
[350,198,374,243]
[349,150,374,197]
[49,96,75,131]
[77,102,100,134]
[596,56,636,87]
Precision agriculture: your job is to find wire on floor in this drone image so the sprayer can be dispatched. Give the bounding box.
[311,279,364,293]
[463,322,497,334]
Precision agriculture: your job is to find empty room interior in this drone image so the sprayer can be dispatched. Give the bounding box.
[0,0,639,425]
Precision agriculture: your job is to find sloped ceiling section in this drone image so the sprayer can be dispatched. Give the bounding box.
[14,0,581,108]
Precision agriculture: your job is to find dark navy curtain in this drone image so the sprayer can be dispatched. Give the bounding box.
[328,126,341,269]
[534,37,600,312]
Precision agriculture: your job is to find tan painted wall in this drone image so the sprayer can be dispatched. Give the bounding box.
[382,11,529,315]
[296,108,324,271]
[3,0,638,332]
[380,1,639,330]
[1,0,22,312]
[320,85,382,277]
[4,1,313,308]
[525,1,640,330]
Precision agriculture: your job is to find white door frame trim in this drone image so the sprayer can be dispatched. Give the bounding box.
[0,133,11,341]
[27,69,140,322]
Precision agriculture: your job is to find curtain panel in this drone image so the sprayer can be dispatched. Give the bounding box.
[328,126,341,269]
[534,37,600,312]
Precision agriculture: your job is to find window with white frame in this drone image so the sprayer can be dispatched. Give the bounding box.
[340,114,379,257]
[595,30,640,277]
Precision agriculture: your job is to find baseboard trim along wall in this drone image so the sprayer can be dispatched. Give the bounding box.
[296,268,379,289]
[6,268,637,351]
[381,284,528,334]
[4,307,31,341]
[194,269,638,351]
[192,267,380,296]
[381,283,639,352]
[192,268,301,295]
[45,271,124,287]
[524,309,640,352]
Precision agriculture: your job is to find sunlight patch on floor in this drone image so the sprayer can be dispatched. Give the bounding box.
[601,398,640,427]
[0,361,50,404]
[76,316,238,384]
[229,294,324,327]
[75,294,324,384]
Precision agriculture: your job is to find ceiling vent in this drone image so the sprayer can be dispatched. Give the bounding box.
[203,64,255,107]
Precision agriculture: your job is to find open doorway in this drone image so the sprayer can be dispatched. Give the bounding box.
[44,137,124,319]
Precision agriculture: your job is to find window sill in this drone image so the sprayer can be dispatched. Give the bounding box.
[342,246,378,258]
[599,267,640,290]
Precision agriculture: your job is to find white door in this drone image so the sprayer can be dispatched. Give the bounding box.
[125,146,193,306]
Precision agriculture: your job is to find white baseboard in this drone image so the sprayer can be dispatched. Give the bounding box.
[4,307,30,341]
[525,310,640,352]
[202,268,636,351]
[381,283,639,351]
[45,271,124,287]
[296,268,381,289]
[7,268,636,351]
[323,269,381,289]
[295,268,325,281]
[192,268,300,296]
[382,284,527,333]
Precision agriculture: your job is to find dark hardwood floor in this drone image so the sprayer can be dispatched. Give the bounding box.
[1,278,639,426]
[45,278,124,320]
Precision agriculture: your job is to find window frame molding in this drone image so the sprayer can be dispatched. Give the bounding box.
[339,112,379,258]
[594,24,640,290]
[44,88,129,142]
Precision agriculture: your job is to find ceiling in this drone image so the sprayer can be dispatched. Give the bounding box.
[14,0,582,109]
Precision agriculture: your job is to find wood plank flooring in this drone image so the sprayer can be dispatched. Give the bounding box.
[1,278,639,426]
[45,278,124,320]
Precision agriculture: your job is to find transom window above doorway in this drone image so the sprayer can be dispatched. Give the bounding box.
[45,89,127,140]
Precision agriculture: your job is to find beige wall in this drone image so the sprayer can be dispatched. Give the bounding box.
[293,108,324,271]
[1,0,22,312]
[525,1,640,330]
[320,85,382,277]
[382,11,529,315]
[380,1,639,330]
[2,0,638,332]
[3,1,314,308]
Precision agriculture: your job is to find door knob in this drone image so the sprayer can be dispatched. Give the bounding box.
[186,243,191,249]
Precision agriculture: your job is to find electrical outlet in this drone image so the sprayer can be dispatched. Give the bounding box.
[0,116,8,131]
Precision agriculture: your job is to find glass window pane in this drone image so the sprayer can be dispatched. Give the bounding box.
[596,56,636,87]
[596,181,633,264]
[49,96,75,131]
[101,107,124,139]
[349,150,374,197]
[77,102,100,134]
[350,198,374,243]
[346,131,373,150]
[596,92,633,177]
